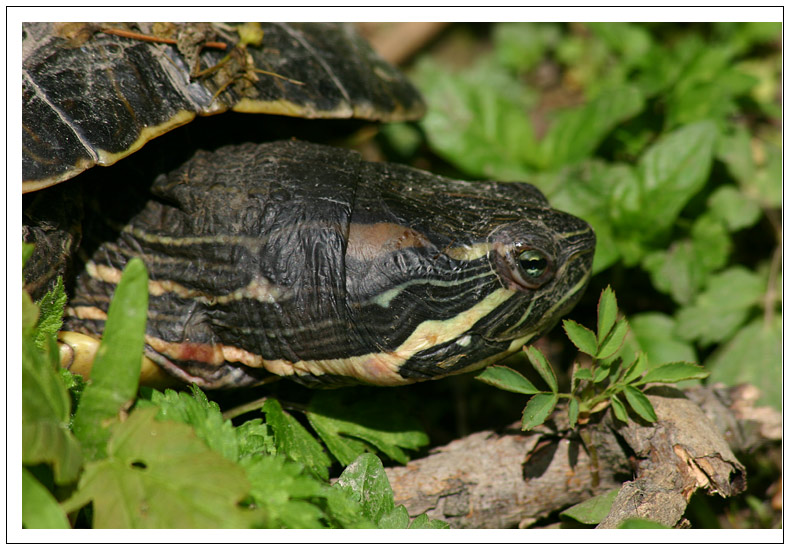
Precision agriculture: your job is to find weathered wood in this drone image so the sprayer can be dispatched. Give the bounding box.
[386,384,777,529]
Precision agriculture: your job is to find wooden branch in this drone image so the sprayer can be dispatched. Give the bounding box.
[386,384,778,529]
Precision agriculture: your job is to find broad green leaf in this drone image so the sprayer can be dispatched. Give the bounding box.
[521,393,559,431]
[235,419,276,458]
[707,316,781,410]
[409,513,451,529]
[22,329,82,484]
[475,365,540,395]
[561,488,620,524]
[525,347,558,393]
[146,386,240,462]
[568,397,580,429]
[241,454,329,529]
[574,368,593,381]
[22,467,71,529]
[716,124,755,184]
[335,453,394,525]
[593,366,611,384]
[618,518,670,529]
[33,277,68,350]
[587,23,652,68]
[610,394,629,423]
[675,266,765,346]
[71,258,149,460]
[596,319,629,359]
[494,22,561,73]
[622,386,657,422]
[625,313,698,367]
[263,398,331,481]
[307,390,428,467]
[563,320,598,357]
[63,408,255,528]
[596,286,618,344]
[379,505,411,529]
[708,185,761,232]
[639,362,708,384]
[539,86,644,169]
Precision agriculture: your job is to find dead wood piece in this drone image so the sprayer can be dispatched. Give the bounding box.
[387,385,769,529]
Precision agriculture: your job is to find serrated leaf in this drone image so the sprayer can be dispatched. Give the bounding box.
[561,488,620,524]
[240,454,329,529]
[521,393,559,431]
[610,394,629,423]
[335,453,394,525]
[597,286,618,344]
[379,505,411,529]
[639,362,708,385]
[409,513,451,529]
[34,277,68,350]
[71,258,148,460]
[263,398,331,481]
[622,353,648,385]
[563,320,598,356]
[147,386,240,462]
[62,408,255,528]
[307,390,428,467]
[596,319,630,359]
[568,397,580,429]
[622,386,657,422]
[22,467,71,529]
[475,365,540,395]
[593,366,611,384]
[525,346,558,393]
[22,330,82,484]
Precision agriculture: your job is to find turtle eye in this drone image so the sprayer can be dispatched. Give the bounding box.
[518,250,548,279]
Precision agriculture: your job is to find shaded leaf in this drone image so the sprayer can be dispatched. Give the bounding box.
[708,185,761,232]
[22,467,71,529]
[334,453,394,525]
[525,346,558,393]
[593,366,611,384]
[610,394,629,423]
[622,386,657,422]
[568,397,580,429]
[622,353,648,385]
[34,277,67,350]
[264,399,330,481]
[561,488,620,524]
[475,365,540,395]
[574,368,593,381]
[597,286,618,344]
[521,393,559,431]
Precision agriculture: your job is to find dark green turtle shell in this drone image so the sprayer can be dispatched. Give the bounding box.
[65,140,595,389]
[22,22,424,192]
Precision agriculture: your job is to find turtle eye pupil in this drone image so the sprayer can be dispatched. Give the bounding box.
[518,250,548,279]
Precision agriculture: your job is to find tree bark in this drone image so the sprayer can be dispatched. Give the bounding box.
[386,384,779,529]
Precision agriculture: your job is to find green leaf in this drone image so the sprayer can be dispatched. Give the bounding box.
[379,505,411,529]
[708,185,761,232]
[675,266,765,346]
[475,365,540,395]
[241,454,329,529]
[563,320,598,357]
[33,277,68,350]
[618,518,670,529]
[561,488,620,525]
[593,366,611,384]
[23,242,35,268]
[574,368,593,381]
[263,398,331,481]
[71,258,149,460]
[639,362,708,384]
[409,513,451,529]
[716,124,755,185]
[626,313,698,367]
[568,397,580,429]
[63,408,255,528]
[334,453,394,525]
[494,22,561,73]
[539,86,644,169]
[596,286,618,344]
[622,386,657,422]
[306,390,428,466]
[146,386,240,462]
[521,393,559,431]
[525,346,558,393]
[610,394,629,423]
[622,353,648,385]
[22,467,71,529]
[22,330,82,484]
[596,319,629,359]
[707,316,781,410]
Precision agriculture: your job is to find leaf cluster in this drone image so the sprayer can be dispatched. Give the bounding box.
[22,257,444,529]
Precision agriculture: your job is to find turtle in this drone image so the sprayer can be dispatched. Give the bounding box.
[22,22,596,390]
